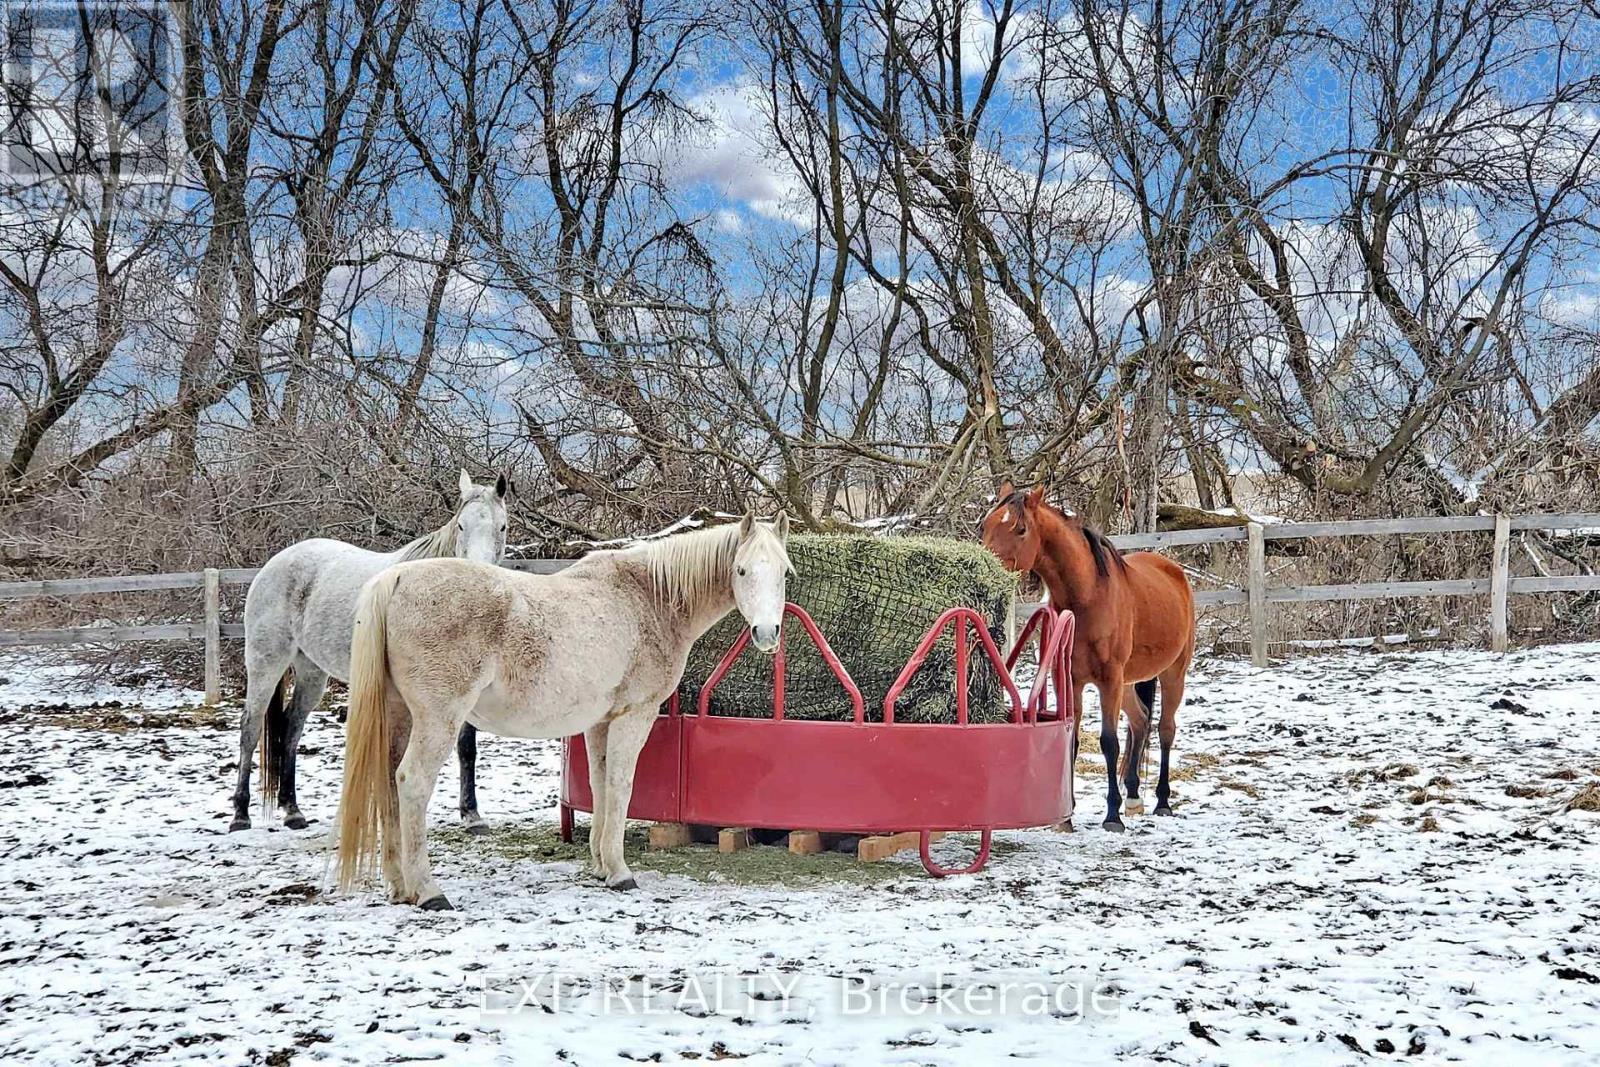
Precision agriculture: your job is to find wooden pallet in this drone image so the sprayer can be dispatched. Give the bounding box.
[647,822,945,863]
[856,830,943,863]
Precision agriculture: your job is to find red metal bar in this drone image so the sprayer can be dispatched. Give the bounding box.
[1029,611,1069,723]
[696,602,865,723]
[698,628,753,715]
[1006,605,1053,677]
[1005,607,1079,725]
[558,801,574,843]
[773,630,786,722]
[919,829,992,877]
[1007,606,1055,724]
[1054,612,1076,725]
[883,607,1023,724]
[954,614,969,725]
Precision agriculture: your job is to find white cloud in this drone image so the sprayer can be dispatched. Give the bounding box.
[659,80,810,225]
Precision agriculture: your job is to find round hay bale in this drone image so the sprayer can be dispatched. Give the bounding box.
[679,534,1018,723]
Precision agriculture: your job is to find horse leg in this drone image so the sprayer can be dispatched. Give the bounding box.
[380,686,413,902]
[1155,663,1187,816]
[231,651,290,832]
[583,722,610,881]
[276,656,327,830]
[395,699,463,910]
[597,706,656,891]
[456,724,488,834]
[1097,674,1126,832]
[1121,681,1155,816]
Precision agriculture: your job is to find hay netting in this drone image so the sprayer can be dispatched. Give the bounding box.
[678,534,1018,723]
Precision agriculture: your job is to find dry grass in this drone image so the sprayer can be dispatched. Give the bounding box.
[1072,749,1222,787]
[1171,751,1223,781]
[1,704,231,732]
[1344,762,1419,787]
[1564,783,1600,813]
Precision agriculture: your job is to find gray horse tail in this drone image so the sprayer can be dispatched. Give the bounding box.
[335,567,403,892]
[259,672,291,805]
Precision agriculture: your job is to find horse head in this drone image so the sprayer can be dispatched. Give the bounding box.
[732,510,792,653]
[455,469,510,565]
[980,481,1045,574]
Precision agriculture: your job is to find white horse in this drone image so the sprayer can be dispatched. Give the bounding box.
[231,470,509,833]
[334,513,792,909]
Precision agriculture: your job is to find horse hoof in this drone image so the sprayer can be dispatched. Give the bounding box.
[1101,819,1125,833]
[228,817,250,833]
[463,820,490,837]
[607,876,638,892]
[1124,799,1146,816]
[1155,805,1174,817]
[282,813,308,831]
[419,894,455,911]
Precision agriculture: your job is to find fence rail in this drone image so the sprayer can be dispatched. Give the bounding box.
[2,512,1596,699]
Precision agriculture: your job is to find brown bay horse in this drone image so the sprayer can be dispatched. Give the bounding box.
[981,484,1196,830]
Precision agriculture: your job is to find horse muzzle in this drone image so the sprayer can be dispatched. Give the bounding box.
[750,624,781,654]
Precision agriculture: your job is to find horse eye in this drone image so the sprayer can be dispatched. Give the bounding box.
[737,566,747,577]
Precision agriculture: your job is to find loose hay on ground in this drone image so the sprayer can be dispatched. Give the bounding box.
[1565,782,1600,812]
[451,824,905,886]
[447,823,1027,886]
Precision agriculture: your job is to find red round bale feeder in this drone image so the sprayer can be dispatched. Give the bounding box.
[559,602,1077,876]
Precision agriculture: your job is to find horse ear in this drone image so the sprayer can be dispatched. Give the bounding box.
[996,479,1014,501]
[459,469,473,498]
[1025,485,1045,511]
[738,510,755,539]
[495,472,508,499]
[773,512,790,541]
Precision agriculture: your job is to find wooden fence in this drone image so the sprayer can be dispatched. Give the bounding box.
[2,513,1597,703]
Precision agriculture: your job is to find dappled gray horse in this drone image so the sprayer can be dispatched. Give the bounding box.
[231,471,508,832]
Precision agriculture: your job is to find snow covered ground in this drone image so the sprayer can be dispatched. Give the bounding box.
[1,643,1598,1065]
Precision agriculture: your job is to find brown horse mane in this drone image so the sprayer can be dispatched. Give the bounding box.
[1001,488,1125,579]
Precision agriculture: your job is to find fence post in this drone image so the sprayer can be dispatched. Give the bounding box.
[1247,522,1268,667]
[1489,513,1511,653]
[203,567,221,705]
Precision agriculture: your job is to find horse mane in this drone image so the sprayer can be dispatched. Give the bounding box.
[394,516,457,562]
[1080,525,1125,579]
[622,522,789,613]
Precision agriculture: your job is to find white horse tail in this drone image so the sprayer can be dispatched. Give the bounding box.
[335,568,403,892]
